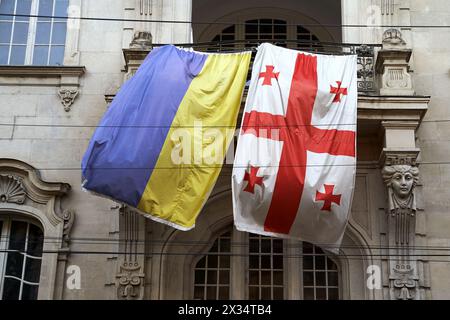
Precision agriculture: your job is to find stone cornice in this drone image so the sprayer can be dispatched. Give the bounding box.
[123,49,151,72]
[0,65,85,77]
[357,95,430,123]
[0,66,86,111]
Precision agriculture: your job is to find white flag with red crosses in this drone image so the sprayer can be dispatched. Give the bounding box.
[232,43,357,251]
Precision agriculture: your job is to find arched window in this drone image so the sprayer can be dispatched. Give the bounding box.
[0,216,44,300]
[192,228,340,300]
[207,19,321,52]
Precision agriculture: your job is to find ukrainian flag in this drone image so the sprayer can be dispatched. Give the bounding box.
[82,45,251,230]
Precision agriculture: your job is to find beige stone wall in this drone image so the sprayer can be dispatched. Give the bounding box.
[2,0,450,300]
[410,0,450,299]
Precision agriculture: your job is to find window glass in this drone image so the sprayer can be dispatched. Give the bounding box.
[302,243,339,300]
[0,0,68,65]
[1,219,43,300]
[193,231,231,300]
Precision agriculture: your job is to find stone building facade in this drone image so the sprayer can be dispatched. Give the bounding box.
[0,0,449,300]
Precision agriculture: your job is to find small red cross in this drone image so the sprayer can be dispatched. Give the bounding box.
[243,166,264,193]
[315,184,342,211]
[330,81,348,103]
[259,65,279,86]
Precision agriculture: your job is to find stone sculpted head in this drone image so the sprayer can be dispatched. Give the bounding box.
[382,165,419,200]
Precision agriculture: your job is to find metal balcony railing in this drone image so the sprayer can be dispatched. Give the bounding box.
[183,40,381,95]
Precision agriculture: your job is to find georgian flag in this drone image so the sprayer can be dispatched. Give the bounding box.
[232,43,357,251]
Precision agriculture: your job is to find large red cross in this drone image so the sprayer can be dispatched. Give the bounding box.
[242,54,355,234]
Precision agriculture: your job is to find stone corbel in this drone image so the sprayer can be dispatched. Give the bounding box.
[379,115,430,299]
[376,29,414,96]
[59,70,83,112]
[381,151,421,300]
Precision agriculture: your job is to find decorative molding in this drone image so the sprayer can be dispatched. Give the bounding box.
[0,174,26,204]
[115,205,146,299]
[139,0,152,15]
[58,89,79,112]
[382,29,405,46]
[129,31,153,50]
[392,267,419,300]
[381,161,420,299]
[379,149,421,167]
[0,158,74,299]
[0,158,70,221]
[379,147,430,299]
[381,0,395,15]
[0,65,86,78]
[116,261,145,299]
[357,95,429,123]
[61,209,75,247]
[0,65,85,112]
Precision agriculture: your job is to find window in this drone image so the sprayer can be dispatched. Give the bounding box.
[0,217,44,300]
[302,242,339,300]
[193,228,340,300]
[206,19,321,51]
[0,0,68,65]
[248,233,284,299]
[194,231,231,300]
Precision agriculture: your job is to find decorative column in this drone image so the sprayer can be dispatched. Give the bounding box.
[377,28,430,300]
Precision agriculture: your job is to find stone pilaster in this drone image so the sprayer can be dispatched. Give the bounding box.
[115,205,147,300]
[379,126,430,300]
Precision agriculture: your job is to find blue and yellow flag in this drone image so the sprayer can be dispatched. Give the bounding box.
[82,45,251,230]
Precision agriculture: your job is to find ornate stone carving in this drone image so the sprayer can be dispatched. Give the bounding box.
[382,162,421,299]
[382,164,419,213]
[386,68,408,88]
[116,262,145,299]
[391,266,419,300]
[58,88,79,112]
[382,28,406,46]
[129,31,153,50]
[0,174,26,204]
[61,209,75,247]
[115,206,146,299]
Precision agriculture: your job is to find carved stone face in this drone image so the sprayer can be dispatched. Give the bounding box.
[391,171,414,199]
